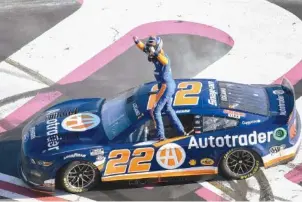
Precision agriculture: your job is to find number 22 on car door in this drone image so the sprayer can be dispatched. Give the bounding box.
[147,81,202,110]
[104,147,155,176]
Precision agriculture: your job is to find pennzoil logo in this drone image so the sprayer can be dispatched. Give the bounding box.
[200,158,214,166]
[62,113,100,132]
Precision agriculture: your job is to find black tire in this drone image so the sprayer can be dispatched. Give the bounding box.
[220,148,260,180]
[59,161,100,193]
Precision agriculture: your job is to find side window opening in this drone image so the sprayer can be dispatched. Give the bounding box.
[203,116,238,132]
[194,115,238,133]
[125,114,194,143]
[147,114,194,139]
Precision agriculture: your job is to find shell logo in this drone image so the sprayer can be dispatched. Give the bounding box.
[156,143,186,170]
[61,113,100,132]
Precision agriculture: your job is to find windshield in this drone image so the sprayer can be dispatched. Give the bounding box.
[101,87,140,141]
[218,82,269,116]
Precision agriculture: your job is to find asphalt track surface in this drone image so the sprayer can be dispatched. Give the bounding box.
[0,0,302,201]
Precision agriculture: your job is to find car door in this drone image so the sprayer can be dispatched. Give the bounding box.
[185,114,240,167]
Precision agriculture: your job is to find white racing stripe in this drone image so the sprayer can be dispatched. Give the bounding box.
[0,189,40,202]
[102,166,218,181]
[0,172,97,202]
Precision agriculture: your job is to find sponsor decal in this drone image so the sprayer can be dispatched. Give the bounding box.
[229,103,239,109]
[195,120,201,125]
[47,108,78,120]
[176,109,190,114]
[208,81,218,106]
[62,113,100,132]
[133,103,143,119]
[269,144,286,154]
[45,109,60,116]
[156,143,186,169]
[273,89,284,95]
[242,120,261,125]
[96,155,105,161]
[29,127,36,140]
[23,131,30,142]
[90,148,104,156]
[273,127,287,141]
[290,119,297,140]
[189,159,196,166]
[276,94,286,116]
[46,110,60,151]
[43,179,55,188]
[223,110,245,119]
[63,153,86,160]
[188,130,273,149]
[200,158,214,166]
[220,87,228,102]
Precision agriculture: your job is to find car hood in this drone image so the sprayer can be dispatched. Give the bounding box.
[22,98,106,155]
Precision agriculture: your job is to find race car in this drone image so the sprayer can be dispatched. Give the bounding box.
[20,77,301,193]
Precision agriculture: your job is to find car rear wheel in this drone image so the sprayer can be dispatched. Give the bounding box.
[59,161,100,193]
[220,148,260,180]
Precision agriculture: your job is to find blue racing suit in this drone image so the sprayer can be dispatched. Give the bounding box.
[135,40,185,140]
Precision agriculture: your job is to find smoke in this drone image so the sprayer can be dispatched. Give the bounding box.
[161,34,232,79]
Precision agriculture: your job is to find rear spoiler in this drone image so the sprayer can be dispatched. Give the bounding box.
[268,77,295,117]
[281,77,295,103]
[281,77,296,119]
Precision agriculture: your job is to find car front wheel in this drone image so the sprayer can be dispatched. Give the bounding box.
[59,161,100,193]
[220,148,260,180]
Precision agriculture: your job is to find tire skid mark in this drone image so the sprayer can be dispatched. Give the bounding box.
[5,58,55,86]
[209,181,247,201]
[0,91,62,133]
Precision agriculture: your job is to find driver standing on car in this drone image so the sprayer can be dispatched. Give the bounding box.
[133,35,186,141]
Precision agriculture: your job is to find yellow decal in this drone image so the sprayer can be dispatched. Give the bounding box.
[104,147,154,176]
[189,159,196,166]
[147,81,202,110]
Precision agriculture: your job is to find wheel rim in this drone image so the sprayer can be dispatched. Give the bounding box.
[226,150,256,175]
[67,163,96,189]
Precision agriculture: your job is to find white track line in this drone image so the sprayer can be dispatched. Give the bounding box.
[0,173,96,202]
[198,181,235,201]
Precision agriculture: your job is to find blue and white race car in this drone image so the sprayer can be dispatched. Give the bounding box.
[20,77,301,193]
